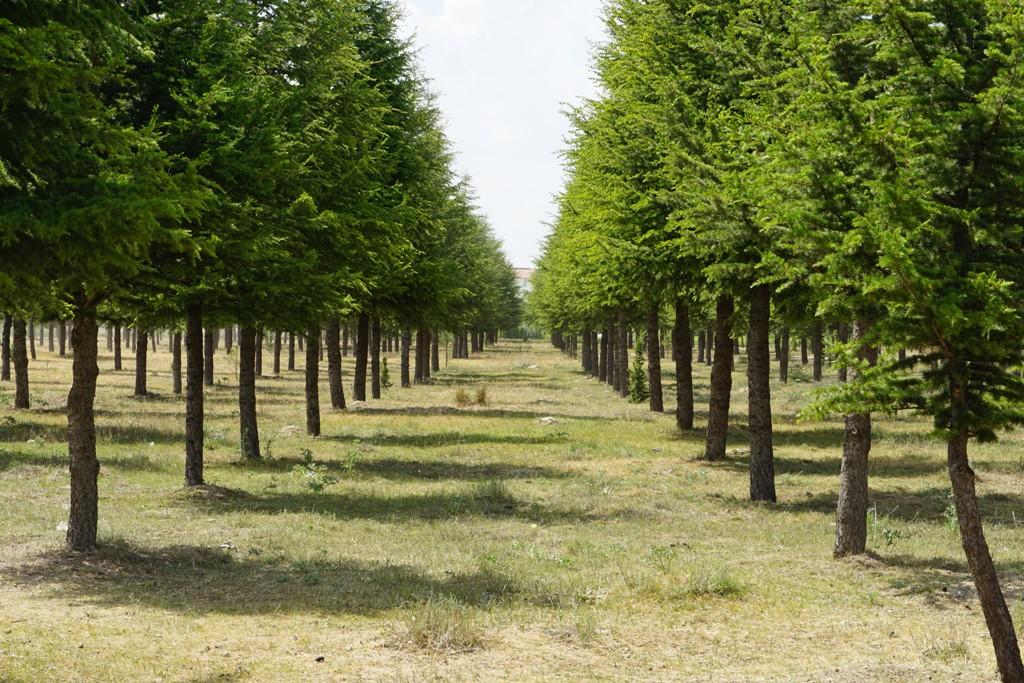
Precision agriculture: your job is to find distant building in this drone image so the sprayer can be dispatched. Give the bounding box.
[514,267,535,295]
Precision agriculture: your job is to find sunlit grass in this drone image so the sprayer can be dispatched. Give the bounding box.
[0,339,1019,681]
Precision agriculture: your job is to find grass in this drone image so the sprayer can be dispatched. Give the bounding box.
[1,339,1022,681]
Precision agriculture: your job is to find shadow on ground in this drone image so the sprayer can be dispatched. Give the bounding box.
[1,539,566,616]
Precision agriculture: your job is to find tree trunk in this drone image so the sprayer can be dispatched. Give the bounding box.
[13,319,29,409]
[414,330,425,383]
[273,331,282,375]
[326,319,346,410]
[582,328,593,374]
[353,313,369,400]
[747,286,776,502]
[48,323,54,353]
[238,326,260,460]
[837,324,850,382]
[431,331,440,372]
[305,326,321,436]
[401,329,412,388]
[801,337,808,365]
[134,330,149,397]
[172,331,183,395]
[59,321,67,357]
[371,316,382,399]
[704,295,734,461]
[185,305,204,487]
[342,326,350,357]
[204,328,214,386]
[812,320,824,382]
[616,312,629,398]
[834,320,877,557]
[28,321,36,360]
[66,310,100,551]
[422,330,432,380]
[673,299,694,431]
[705,324,714,366]
[779,327,790,384]
[697,329,706,364]
[946,421,1024,681]
[224,326,233,354]
[255,330,263,377]
[599,328,609,383]
[2,315,12,382]
[113,326,122,370]
[288,332,296,371]
[647,308,663,412]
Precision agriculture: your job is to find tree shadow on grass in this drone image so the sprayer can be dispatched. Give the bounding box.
[1,539,566,617]
[724,485,1024,525]
[348,406,614,423]
[180,486,588,525]
[320,430,568,448]
[0,418,182,445]
[235,456,571,482]
[871,553,1024,608]
[0,448,167,472]
[701,452,945,479]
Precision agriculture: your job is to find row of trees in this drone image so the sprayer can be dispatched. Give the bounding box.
[530,0,1024,679]
[0,2,520,553]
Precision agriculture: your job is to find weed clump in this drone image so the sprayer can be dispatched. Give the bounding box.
[472,480,517,514]
[400,597,488,653]
[455,386,488,407]
[682,562,746,598]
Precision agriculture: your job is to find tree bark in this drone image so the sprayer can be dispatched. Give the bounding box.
[255,330,263,377]
[2,315,12,381]
[811,320,824,382]
[48,323,54,353]
[834,320,877,557]
[647,308,663,412]
[305,326,321,436]
[288,332,296,371]
[946,419,1024,681]
[13,319,29,409]
[431,331,440,372]
[353,312,369,400]
[705,324,714,366]
[273,331,282,375]
[747,286,776,502]
[599,327,609,383]
[779,327,790,384]
[326,319,346,410]
[837,324,850,382]
[238,326,260,460]
[704,295,734,461]
[801,337,808,365]
[113,326,122,370]
[224,326,233,354]
[673,299,694,431]
[28,321,36,360]
[582,328,593,374]
[615,311,629,398]
[401,329,412,388]
[172,331,182,395]
[134,330,148,397]
[66,310,100,550]
[59,321,67,357]
[697,329,706,364]
[203,328,214,386]
[371,316,382,399]
[185,306,204,487]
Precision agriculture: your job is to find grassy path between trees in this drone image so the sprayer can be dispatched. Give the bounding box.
[1,340,1022,681]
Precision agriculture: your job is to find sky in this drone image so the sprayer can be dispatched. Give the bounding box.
[400,0,606,268]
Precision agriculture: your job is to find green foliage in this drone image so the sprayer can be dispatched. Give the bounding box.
[628,339,649,404]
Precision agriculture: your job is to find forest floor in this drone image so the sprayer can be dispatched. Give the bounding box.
[1,339,1023,682]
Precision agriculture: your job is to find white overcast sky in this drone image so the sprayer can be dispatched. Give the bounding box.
[400,0,606,267]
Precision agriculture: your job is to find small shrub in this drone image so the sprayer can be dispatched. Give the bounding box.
[474,386,488,406]
[291,449,338,492]
[868,507,907,549]
[627,340,649,404]
[381,356,393,389]
[455,388,472,406]
[401,598,487,653]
